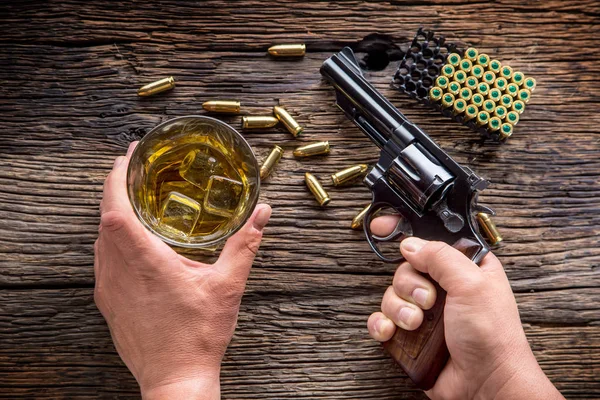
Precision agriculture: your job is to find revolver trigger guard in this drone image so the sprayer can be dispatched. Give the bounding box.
[363,202,407,264]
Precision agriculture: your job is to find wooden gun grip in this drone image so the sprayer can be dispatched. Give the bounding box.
[383,278,448,390]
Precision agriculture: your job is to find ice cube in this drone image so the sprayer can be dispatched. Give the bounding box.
[159,181,204,204]
[203,176,244,217]
[159,192,202,236]
[179,149,222,190]
[192,212,227,236]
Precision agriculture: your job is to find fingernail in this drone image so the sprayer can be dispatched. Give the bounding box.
[252,205,272,231]
[401,237,427,254]
[412,288,429,307]
[399,307,414,325]
[374,319,383,335]
[113,156,126,168]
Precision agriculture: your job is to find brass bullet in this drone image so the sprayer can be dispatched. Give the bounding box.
[465,76,479,91]
[459,59,473,73]
[293,141,330,157]
[494,105,507,120]
[506,111,520,125]
[459,87,473,102]
[476,111,490,126]
[242,116,279,129]
[305,172,330,206]
[506,83,520,98]
[517,88,531,104]
[471,93,484,108]
[447,53,461,68]
[203,100,241,114]
[453,70,467,84]
[500,94,513,109]
[137,76,175,97]
[435,76,449,90]
[351,204,372,230]
[488,88,502,103]
[441,93,455,109]
[465,47,479,62]
[499,123,513,139]
[512,71,525,86]
[268,44,306,57]
[441,64,455,78]
[331,164,369,186]
[448,81,461,96]
[476,212,503,245]
[453,99,467,115]
[524,77,537,92]
[494,77,508,92]
[482,99,496,114]
[477,82,490,97]
[273,106,303,137]
[512,100,526,114]
[259,145,284,180]
[464,104,478,122]
[500,65,513,80]
[488,116,502,132]
[488,59,502,74]
[483,71,496,86]
[477,53,490,68]
[471,65,485,79]
[429,86,443,102]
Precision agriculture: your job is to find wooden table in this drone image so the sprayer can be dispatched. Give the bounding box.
[1,1,599,398]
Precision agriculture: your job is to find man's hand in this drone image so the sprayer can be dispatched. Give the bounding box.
[366,217,564,400]
[94,142,271,399]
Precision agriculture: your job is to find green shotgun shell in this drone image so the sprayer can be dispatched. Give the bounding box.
[453,70,467,84]
[453,98,467,115]
[351,204,371,230]
[494,105,507,120]
[464,104,479,121]
[465,47,479,61]
[483,99,496,114]
[471,93,485,107]
[506,83,520,98]
[274,105,303,136]
[137,76,175,97]
[471,65,485,79]
[488,88,502,102]
[460,59,473,73]
[465,76,479,91]
[476,111,490,126]
[448,53,461,67]
[499,122,513,139]
[483,71,496,85]
[524,77,537,92]
[512,100,526,114]
[442,93,455,108]
[500,65,513,80]
[459,87,473,101]
[488,59,502,74]
[293,141,330,157]
[477,82,490,96]
[442,64,456,78]
[512,71,525,86]
[477,53,490,68]
[488,116,502,132]
[429,87,444,102]
[435,76,449,89]
[332,164,369,186]
[494,77,508,92]
[305,172,330,206]
[448,81,461,96]
[518,89,531,104]
[506,111,520,125]
[500,94,513,108]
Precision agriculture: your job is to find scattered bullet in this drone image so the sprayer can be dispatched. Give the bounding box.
[274,105,303,137]
[137,76,175,97]
[351,204,372,230]
[268,44,306,57]
[305,172,330,206]
[202,100,241,113]
[259,145,284,180]
[293,141,330,157]
[242,116,279,129]
[331,164,369,186]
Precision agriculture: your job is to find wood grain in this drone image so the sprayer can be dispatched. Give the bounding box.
[0,0,599,398]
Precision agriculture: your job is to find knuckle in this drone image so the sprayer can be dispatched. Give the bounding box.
[426,241,453,264]
[100,210,127,233]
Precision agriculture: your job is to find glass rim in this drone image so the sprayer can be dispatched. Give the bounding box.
[127,115,261,249]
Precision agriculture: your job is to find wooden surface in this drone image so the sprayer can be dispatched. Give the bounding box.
[1,0,599,398]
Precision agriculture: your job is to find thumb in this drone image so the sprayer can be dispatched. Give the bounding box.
[215,204,272,281]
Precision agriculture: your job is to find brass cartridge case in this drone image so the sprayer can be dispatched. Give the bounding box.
[488,116,502,132]
[202,100,241,114]
[441,93,455,108]
[459,87,472,102]
[477,82,490,96]
[351,204,372,230]
[259,145,284,180]
[476,111,490,126]
[242,116,279,129]
[494,77,508,92]
[506,111,520,125]
[488,88,502,103]
[500,65,513,80]
[453,99,467,115]
[511,71,525,86]
[500,94,513,109]
[499,122,513,139]
[447,53,461,67]
[476,212,503,245]
[273,106,303,137]
[506,83,520,98]
[435,76,449,90]
[464,104,478,121]
[494,105,507,120]
[483,71,496,86]
[441,64,455,78]
[465,76,479,91]
[448,81,461,96]
[331,164,368,186]
[465,47,479,61]
[524,77,537,92]
[453,70,467,84]
[268,44,306,57]
[512,100,525,114]
[137,76,175,97]
[471,93,484,108]
[459,59,473,73]
[471,65,485,79]
[517,89,531,104]
[482,99,496,114]
[293,141,330,157]
[477,53,490,68]
[429,87,443,102]
[488,59,502,74]
[305,172,330,206]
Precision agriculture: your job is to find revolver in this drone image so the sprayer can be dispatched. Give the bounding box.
[321,47,494,389]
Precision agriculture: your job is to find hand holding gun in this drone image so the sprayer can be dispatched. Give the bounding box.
[320,47,495,389]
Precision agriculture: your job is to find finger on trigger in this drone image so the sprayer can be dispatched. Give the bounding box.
[370,214,401,237]
[393,262,437,310]
[381,286,424,331]
[367,312,396,342]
